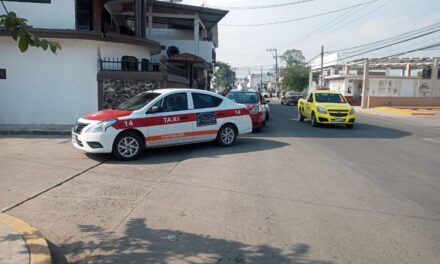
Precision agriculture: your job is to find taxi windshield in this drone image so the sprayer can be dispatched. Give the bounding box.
[115,92,160,111]
[315,93,346,103]
[227,92,259,104]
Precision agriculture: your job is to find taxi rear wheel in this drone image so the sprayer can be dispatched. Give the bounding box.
[216,124,237,147]
[113,131,144,161]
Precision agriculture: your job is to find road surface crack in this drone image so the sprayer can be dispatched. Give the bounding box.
[1,158,111,213]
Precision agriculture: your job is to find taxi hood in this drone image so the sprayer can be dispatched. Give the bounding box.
[82,109,133,121]
[242,103,258,109]
[319,103,351,110]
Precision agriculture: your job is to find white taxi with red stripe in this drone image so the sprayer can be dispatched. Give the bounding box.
[72,89,252,160]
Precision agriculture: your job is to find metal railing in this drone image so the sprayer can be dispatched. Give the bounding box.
[98,57,160,72]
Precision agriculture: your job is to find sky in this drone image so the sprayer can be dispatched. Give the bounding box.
[183,0,440,76]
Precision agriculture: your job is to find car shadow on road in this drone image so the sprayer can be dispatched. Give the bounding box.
[102,137,289,165]
[261,103,413,139]
[49,218,333,264]
[255,119,412,139]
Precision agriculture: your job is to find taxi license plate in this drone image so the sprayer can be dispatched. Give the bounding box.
[335,118,345,122]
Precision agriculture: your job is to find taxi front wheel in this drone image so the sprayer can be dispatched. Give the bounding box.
[297,108,304,122]
[113,131,144,161]
[216,124,237,147]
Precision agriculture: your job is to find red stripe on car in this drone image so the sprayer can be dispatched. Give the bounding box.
[110,108,248,130]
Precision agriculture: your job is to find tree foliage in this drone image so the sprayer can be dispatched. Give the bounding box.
[280,49,306,67]
[214,61,235,88]
[0,11,61,53]
[282,65,309,92]
[280,49,309,92]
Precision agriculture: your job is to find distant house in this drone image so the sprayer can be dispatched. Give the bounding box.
[0,0,227,125]
[308,54,440,107]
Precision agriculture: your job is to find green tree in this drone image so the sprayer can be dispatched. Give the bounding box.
[282,65,309,92]
[0,2,61,53]
[280,49,305,67]
[214,61,235,88]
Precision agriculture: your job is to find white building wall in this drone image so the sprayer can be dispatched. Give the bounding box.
[0,0,75,29]
[328,79,347,94]
[0,37,150,124]
[150,28,193,40]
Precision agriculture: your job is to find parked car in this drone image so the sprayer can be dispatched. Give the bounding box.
[297,90,355,128]
[261,91,270,99]
[245,89,270,121]
[72,89,253,160]
[281,91,302,106]
[260,93,271,121]
[226,90,266,132]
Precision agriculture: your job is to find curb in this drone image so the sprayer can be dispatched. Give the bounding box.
[374,107,435,116]
[0,213,52,264]
[0,130,71,136]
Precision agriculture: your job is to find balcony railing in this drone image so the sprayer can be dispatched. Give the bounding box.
[98,57,160,72]
[97,57,188,79]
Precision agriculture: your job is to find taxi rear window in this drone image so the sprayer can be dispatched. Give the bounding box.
[115,92,160,111]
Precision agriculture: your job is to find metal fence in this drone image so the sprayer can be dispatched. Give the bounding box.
[98,57,160,72]
[97,57,188,79]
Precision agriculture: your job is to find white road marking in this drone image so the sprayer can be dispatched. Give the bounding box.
[421,138,440,144]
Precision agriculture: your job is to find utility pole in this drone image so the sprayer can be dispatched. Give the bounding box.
[260,66,263,91]
[320,45,324,87]
[266,48,278,94]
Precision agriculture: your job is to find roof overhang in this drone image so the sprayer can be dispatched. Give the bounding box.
[105,0,228,31]
[0,29,162,54]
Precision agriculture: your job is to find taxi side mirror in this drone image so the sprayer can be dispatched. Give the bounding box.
[147,106,161,114]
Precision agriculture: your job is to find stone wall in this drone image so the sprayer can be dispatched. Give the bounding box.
[103,80,160,109]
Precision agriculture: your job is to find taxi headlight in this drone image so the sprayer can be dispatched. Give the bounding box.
[349,108,355,115]
[317,105,327,114]
[85,119,117,133]
[249,105,259,115]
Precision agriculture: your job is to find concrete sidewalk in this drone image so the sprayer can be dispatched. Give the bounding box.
[0,124,72,136]
[0,221,28,264]
[0,213,51,264]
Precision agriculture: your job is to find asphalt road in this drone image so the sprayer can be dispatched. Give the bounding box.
[1,101,440,263]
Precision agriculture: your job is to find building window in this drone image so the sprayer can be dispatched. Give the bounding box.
[75,0,92,30]
[0,69,6,79]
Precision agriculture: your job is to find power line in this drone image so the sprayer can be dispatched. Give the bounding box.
[1,0,9,13]
[366,32,440,57]
[232,65,275,69]
[308,29,440,68]
[276,0,379,49]
[337,28,440,60]
[380,42,440,58]
[207,0,315,10]
[326,20,440,54]
[220,0,378,27]
[302,0,395,48]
